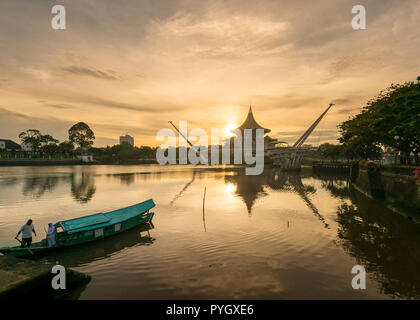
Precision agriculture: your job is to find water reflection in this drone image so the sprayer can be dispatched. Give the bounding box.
[225,170,267,215]
[22,176,61,199]
[71,171,96,203]
[225,169,329,228]
[113,173,135,185]
[3,165,419,299]
[170,171,196,206]
[312,172,350,200]
[336,189,420,299]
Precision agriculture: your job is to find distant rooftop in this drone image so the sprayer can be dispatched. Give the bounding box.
[235,106,270,134]
[0,139,21,150]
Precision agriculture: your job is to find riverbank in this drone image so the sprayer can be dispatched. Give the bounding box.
[0,256,91,299]
[0,158,157,166]
[0,159,82,166]
[351,168,420,219]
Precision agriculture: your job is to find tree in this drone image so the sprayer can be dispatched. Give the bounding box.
[338,77,420,164]
[40,134,59,155]
[338,111,382,160]
[18,129,43,151]
[368,81,420,164]
[68,122,95,154]
[19,130,60,157]
[59,141,74,157]
[318,143,344,161]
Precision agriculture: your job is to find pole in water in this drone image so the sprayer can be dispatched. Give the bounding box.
[202,187,207,232]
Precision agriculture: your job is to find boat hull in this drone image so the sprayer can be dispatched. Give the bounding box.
[0,211,154,258]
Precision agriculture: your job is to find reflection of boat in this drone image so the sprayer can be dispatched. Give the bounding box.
[0,199,156,258]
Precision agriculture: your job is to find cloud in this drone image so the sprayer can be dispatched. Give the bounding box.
[59,66,118,80]
[0,106,162,145]
[146,10,292,59]
[45,103,75,110]
[0,0,420,147]
[252,94,325,110]
[0,106,73,142]
[335,107,362,115]
[275,129,339,144]
[71,95,185,113]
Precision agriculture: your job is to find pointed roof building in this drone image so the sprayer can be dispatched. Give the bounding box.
[235,106,270,134]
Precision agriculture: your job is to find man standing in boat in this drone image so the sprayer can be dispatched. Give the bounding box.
[16,219,37,248]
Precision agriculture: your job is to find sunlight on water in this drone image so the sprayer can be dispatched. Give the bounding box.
[1,165,419,299]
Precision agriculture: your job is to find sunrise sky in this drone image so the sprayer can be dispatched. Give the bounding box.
[0,0,419,147]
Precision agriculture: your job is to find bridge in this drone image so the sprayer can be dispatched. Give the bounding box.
[168,103,334,170]
[265,104,334,170]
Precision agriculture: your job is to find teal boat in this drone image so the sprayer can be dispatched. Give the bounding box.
[0,199,155,258]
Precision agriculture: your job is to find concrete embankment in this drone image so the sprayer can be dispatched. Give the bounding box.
[351,168,420,220]
[0,256,90,299]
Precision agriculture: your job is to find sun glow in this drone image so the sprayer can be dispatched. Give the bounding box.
[225,183,237,194]
[224,124,237,138]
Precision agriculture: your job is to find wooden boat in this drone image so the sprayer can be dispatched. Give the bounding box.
[0,199,155,258]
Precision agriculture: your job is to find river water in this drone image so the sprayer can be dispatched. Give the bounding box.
[0,165,419,299]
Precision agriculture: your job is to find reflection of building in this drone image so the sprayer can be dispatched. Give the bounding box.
[225,170,268,214]
[224,169,328,227]
[120,134,134,146]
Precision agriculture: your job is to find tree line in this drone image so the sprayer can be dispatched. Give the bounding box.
[17,122,155,162]
[319,77,420,165]
[18,122,95,157]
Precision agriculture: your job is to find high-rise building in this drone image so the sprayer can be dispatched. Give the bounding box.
[119,134,134,146]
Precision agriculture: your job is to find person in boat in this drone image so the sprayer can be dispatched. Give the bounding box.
[46,222,56,247]
[16,219,37,248]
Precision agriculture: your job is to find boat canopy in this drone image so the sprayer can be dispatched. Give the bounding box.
[58,199,155,233]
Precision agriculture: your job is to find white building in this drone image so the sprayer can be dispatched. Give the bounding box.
[120,134,134,146]
[21,142,33,151]
[76,155,94,163]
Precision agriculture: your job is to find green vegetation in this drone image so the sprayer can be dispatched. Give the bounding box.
[14,129,73,159]
[339,77,419,164]
[90,143,156,164]
[320,77,420,164]
[19,129,59,153]
[68,122,95,154]
[3,122,156,163]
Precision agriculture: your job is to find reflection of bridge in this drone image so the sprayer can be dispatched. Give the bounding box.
[265,104,334,170]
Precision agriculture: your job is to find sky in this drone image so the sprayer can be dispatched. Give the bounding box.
[0,0,419,147]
